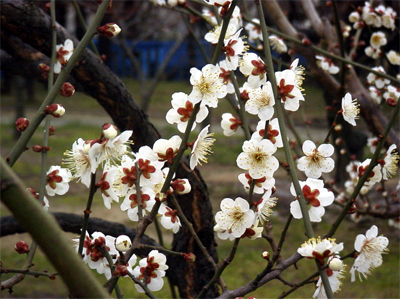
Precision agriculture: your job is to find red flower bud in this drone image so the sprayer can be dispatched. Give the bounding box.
[386,97,397,107]
[38,63,50,73]
[32,145,43,152]
[15,241,30,254]
[15,117,30,131]
[45,104,65,118]
[27,187,39,199]
[49,126,56,136]
[347,203,357,214]
[113,265,129,277]
[98,23,121,37]
[302,38,311,46]
[182,253,196,263]
[59,82,75,97]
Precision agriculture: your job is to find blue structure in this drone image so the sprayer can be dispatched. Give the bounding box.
[104,40,212,80]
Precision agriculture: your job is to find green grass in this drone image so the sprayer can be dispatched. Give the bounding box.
[1,78,399,298]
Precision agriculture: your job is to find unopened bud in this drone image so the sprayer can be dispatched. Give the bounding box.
[340,148,347,155]
[347,203,357,214]
[386,97,397,107]
[334,124,342,132]
[15,241,30,254]
[171,178,191,195]
[182,252,196,263]
[32,145,43,152]
[328,257,343,271]
[38,63,50,73]
[102,123,118,140]
[59,82,75,97]
[49,126,56,135]
[302,38,311,46]
[45,104,65,118]
[262,251,270,260]
[15,118,30,131]
[115,235,132,252]
[98,23,121,37]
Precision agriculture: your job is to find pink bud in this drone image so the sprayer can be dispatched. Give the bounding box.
[182,253,196,263]
[45,104,65,118]
[98,23,121,37]
[27,187,39,199]
[102,123,118,140]
[15,241,30,254]
[15,117,30,131]
[59,82,75,97]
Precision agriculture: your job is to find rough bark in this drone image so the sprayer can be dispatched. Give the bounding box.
[1,1,218,297]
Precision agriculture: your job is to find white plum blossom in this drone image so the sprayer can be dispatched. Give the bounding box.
[189,125,215,170]
[55,39,74,74]
[297,140,335,179]
[254,189,277,223]
[202,8,217,26]
[386,50,400,65]
[218,60,236,94]
[133,250,168,292]
[245,18,262,42]
[381,6,396,30]
[297,237,344,263]
[357,158,382,187]
[236,138,279,179]
[246,82,275,120]
[115,235,132,252]
[97,164,119,209]
[153,135,182,164]
[45,165,72,196]
[134,146,165,187]
[269,35,287,53]
[166,92,209,133]
[170,178,191,195]
[222,29,247,71]
[341,92,360,126]
[370,31,387,48]
[204,23,237,45]
[365,46,382,59]
[158,203,181,233]
[383,85,400,104]
[367,66,390,89]
[350,225,389,281]
[78,231,119,280]
[221,113,242,136]
[251,118,283,148]
[290,178,334,222]
[214,197,256,239]
[239,52,267,89]
[275,68,305,111]
[63,138,99,188]
[362,2,382,27]
[188,64,227,108]
[381,144,399,180]
[315,55,339,74]
[120,186,156,221]
[369,86,382,104]
[238,172,275,194]
[90,130,133,165]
